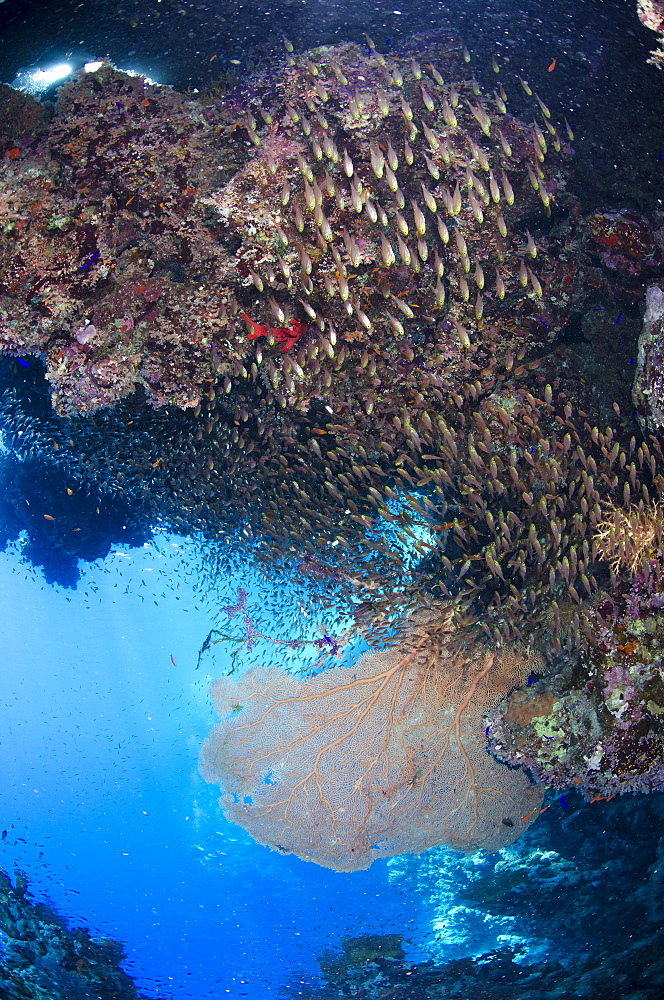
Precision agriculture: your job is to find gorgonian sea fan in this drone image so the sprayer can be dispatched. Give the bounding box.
[200,620,544,871]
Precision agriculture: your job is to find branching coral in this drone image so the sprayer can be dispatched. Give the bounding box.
[593,499,664,576]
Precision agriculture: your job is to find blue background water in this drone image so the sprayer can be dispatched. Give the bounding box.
[0,539,432,997]
[4,536,655,998]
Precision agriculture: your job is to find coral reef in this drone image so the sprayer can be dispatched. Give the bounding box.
[313,933,413,998]
[281,793,664,997]
[0,64,244,413]
[200,604,544,869]
[289,943,664,1000]
[0,37,612,638]
[633,284,664,432]
[2,35,664,840]
[487,500,664,799]
[0,38,578,417]
[0,83,52,153]
[587,210,663,294]
[638,0,664,71]
[0,868,160,1000]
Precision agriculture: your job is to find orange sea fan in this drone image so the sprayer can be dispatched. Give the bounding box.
[200,623,544,871]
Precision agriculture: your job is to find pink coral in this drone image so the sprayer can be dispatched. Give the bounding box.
[74,323,96,345]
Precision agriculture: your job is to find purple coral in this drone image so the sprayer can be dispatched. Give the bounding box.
[74,323,96,345]
[220,586,260,651]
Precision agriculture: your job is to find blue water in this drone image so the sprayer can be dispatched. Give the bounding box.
[0,539,434,997]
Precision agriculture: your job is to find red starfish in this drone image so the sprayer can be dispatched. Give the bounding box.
[241,312,307,352]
